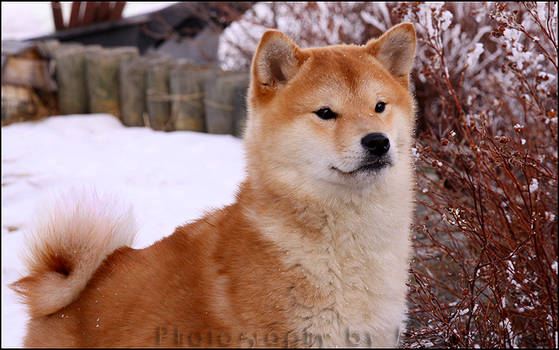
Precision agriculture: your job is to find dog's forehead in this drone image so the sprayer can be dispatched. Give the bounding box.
[302,46,391,92]
[287,46,392,105]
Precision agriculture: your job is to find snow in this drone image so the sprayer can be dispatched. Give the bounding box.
[411,147,419,160]
[414,3,452,39]
[438,8,454,31]
[466,43,484,67]
[1,114,245,347]
[529,178,539,192]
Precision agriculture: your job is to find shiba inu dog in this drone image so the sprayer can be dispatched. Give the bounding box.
[12,22,417,347]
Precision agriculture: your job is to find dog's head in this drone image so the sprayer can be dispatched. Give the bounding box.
[245,23,416,196]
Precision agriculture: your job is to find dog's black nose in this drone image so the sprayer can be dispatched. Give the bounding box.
[361,133,390,156]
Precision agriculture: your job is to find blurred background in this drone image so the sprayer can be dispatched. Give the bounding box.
[1,2,557,348]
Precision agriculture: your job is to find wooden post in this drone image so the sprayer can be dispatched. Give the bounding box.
[55,44,102,115]
[169,62,212,132]
[85,47,138,118]
[119,56,147,126]
[145,56,173,131]
[204,70,249,135]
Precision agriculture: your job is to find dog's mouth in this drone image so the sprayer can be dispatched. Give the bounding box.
[331,159,392,176]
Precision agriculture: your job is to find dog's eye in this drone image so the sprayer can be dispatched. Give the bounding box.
[314,108,337,120]
[375,102,386,113]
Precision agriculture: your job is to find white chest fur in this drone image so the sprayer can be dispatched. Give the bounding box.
[293,204,410,347]
[249,186,413,347]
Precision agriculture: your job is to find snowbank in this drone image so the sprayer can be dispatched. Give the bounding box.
[1,114,245,346]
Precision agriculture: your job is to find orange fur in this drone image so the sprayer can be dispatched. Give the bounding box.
[12,23,417,347]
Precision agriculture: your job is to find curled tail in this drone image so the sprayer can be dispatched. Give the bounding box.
[10,190,136,317]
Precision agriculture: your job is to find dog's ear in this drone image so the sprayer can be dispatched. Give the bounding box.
[365,23,416,81]
[252,30,306,88]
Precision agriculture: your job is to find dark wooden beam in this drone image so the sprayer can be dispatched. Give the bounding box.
[82,2,98,26]
[95,2,110,21]
[109,2,126,21]
[68,2,82,28]
[51,2,65,31]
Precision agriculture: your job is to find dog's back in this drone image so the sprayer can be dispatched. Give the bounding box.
[16,193,298,347]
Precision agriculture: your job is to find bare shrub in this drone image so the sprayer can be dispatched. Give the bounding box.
[400,2,558,347]
[218,2,558,347]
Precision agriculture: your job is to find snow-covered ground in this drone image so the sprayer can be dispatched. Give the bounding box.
[1,114,245,347]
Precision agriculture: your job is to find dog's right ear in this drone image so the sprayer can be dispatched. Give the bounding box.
[365,22,416,86]
[251,30,307,89]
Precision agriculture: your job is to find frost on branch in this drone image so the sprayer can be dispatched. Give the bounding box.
[218,2,399,71]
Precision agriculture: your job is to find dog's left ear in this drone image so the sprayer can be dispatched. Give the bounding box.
[252,30,307,88]
[366,23,416,81]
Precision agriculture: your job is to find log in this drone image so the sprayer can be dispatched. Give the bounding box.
[55,44,101,115]
[2,56,53,91]
[145,56,173,131]
[119,56,147,126]
[85,47,138,117]
[204,70,249,135]
[35,40,61,60]
[1,85,50,124]
[169,63,212,132]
